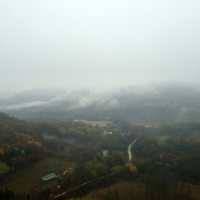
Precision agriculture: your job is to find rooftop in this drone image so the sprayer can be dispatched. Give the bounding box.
[41,173,58,182]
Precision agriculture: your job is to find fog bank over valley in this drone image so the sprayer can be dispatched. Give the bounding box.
[0,83,200,124]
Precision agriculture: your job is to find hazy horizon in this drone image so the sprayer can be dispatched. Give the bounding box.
[1,0,200,94]
[1,1,200,197]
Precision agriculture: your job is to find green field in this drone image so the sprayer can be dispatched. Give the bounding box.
[75,120,112,127]
[0,162,10,174]
[7,158,72,193]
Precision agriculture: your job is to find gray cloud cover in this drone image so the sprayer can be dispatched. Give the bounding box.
[0,0,200,94]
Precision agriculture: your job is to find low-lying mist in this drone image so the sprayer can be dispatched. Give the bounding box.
[1,83,200,124]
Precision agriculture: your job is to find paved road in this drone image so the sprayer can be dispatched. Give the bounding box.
[128,138,138,162]
[54,172,116,200]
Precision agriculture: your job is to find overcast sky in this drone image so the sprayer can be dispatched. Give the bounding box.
[0,0,200,94]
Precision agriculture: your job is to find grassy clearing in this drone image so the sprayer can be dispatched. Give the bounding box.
[7,157,72,193]
[156,135,170,145]
[75,120,112,127]
[0,162,10,174]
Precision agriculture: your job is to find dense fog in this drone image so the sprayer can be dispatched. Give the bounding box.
[0,0,200,94]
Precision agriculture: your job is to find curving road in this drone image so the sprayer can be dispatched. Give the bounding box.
[128,138,138,162]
